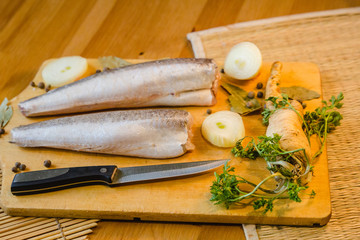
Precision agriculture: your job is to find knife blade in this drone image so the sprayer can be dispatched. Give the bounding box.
[11,159,228,195]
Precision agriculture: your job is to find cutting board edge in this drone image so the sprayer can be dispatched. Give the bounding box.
[1,204,331,226]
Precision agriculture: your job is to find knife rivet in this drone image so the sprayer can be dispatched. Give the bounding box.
[100,168,107,173]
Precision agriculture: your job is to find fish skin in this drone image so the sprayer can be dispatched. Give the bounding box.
[19,58,219,117]
[10,109,194,159]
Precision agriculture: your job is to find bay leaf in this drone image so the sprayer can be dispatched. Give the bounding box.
[98,56,132,69]
[0,98,8,109]
[0,98,8,124]
[3,105,13,128]
[0,98,12,129]
[222,82,261,115]
[280,86,320,101]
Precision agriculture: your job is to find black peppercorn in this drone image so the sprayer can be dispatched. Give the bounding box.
[256,82,263,89]
[246,101,254,108]
[45,85,51,92]
[15,162,21,168]
[0,128,4,135]
[12,167,18,173]
[257,91,264,98]
[206,109,212,114]
[44,160,52,168]
[19,164,26,171]
[220,68,225,73]
[30,81,36,87]
[96,69,101,73]
[247,91,255,99]
[38,82,45,89]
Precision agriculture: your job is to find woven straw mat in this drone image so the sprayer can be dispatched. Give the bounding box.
[187,7,360,240]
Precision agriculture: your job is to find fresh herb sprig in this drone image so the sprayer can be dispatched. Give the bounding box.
[303,92,344,159]
[210,160,309,213]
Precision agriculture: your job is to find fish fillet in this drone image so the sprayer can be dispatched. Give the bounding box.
[10,109,194,159]
[19,58,220,117]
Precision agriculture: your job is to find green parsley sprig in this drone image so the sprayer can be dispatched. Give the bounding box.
[303,92,344,160]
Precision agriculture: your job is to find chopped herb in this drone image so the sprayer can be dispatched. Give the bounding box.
[309,190,316,198]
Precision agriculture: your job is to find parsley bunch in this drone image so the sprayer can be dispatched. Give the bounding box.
[210,161,308,213]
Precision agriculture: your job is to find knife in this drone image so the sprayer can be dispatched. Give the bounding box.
[11,159,228,195]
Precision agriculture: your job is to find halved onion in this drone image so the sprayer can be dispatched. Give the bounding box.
[224,42,262,80]
[42,56,89,87]
[201,111,245,147]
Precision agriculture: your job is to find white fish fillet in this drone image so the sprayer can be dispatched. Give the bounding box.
[10,109,194,159]
[19,58,220,117]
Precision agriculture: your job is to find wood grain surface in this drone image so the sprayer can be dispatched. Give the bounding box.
[1,1,359,239]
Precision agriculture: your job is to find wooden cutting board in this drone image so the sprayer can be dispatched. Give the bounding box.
[0,59,331,226]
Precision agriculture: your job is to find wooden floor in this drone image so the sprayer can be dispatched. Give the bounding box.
[1,0,359,239]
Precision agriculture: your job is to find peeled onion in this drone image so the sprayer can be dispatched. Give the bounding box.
[42,56,89,87]
[224,42,262,80]
[201,111,245,147]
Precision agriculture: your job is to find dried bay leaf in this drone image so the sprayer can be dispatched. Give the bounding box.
[98,56,132,69]
[280,86,320,101]
[0,98,13,129]
[221,82,261,115]
[3,106,13,128]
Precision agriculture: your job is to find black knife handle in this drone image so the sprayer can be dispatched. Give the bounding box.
[11,165,117,196]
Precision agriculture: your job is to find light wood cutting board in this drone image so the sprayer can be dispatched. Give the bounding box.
[0,59,331,226]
